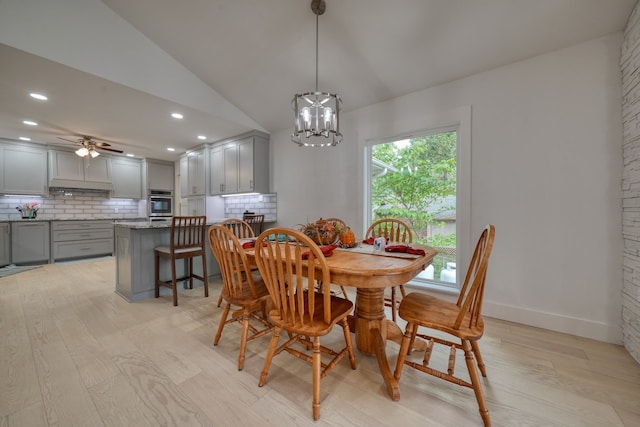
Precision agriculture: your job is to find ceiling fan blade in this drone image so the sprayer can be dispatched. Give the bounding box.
[93,141,112,147]
[57,137,80,144]
[98,146,124,154]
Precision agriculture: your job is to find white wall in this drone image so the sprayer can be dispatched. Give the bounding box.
[270,33,624,344]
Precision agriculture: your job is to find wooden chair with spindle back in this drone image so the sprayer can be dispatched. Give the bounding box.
[154,216,209,306]
[254,227,357,421]
[216,218,258,307]
[365,218,413,321]
[222,218,255,239]
[208,224,274,370]
[243,214,265,236]
[394,224,496,426]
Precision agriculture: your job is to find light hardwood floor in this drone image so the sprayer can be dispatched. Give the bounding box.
[1,258,639,426]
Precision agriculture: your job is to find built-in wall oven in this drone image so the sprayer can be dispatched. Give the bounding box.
[149,191,173,220]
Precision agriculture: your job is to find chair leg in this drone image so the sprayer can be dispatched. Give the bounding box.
[340,318,357,369]
[216,293,224,307]
[259,327,281,387]
[340,285,349,300]
[238,308,251,371]
[394,322,415,380]
[462,340,490,426]
[312,337,321,421]
[201,253,209,297]
[390,287,397,322]
[188,257,194,289]
[470,340,487,377]
[399,284,406,298]
[154,252,160,298]
[171,258,178,306]
[214,303,231,346]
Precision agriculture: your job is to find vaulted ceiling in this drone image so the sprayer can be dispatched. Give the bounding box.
[0,0,636,161]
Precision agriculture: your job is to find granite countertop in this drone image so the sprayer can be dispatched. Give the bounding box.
[115,220,222,229]
[1,217,147,223]
[115,221,173,229]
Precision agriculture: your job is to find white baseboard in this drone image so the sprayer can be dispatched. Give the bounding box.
[483,301,623,345]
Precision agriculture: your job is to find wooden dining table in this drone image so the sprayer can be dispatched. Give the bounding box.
[244,240,437,401]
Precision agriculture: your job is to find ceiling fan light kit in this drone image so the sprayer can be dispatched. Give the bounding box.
[291,0,343,147]
[58,135,124,157]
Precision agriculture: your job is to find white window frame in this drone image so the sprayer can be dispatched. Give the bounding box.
[361,106,471,292]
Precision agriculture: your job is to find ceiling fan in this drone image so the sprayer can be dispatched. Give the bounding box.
[57,135,124,157]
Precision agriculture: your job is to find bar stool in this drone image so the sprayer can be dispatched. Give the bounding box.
[154,216,209,306]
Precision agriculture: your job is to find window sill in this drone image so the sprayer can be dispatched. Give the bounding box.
[405,279,459,297]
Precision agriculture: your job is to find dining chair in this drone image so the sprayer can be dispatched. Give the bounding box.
[154,216,209,306]
[208,225,274,370]
[317,217,349,300]
[243,213,265,236]
[253,227,357,421]
[365,218,413,321]
[393,224,495,426]
[222,218,255,239]
[217,218,257,306]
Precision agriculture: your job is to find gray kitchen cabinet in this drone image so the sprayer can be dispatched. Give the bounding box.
[147,160,174,192]
[11,221,50,264]
[183,196,205,216]
[209,132,269,195]
[111,157,143,199]
[0,142,48,196]
[209,143,236,195]
[0,223,10,267]
[52,220,113,261]
[48,149,112,190]
[238,135,268,193]
[180,148,206,196]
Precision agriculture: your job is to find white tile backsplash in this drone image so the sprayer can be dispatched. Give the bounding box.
[0,190,144,220]
[224,193,277,220]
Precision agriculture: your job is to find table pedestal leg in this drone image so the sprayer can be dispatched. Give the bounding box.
[354,288,400,401]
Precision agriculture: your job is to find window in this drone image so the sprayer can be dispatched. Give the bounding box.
[363,107,471,291]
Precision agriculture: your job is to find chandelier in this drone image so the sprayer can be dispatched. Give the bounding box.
[291,0,342,147]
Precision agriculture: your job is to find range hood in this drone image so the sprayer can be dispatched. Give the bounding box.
[48,178,113,191]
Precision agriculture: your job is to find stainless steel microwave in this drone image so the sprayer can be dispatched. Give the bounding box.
[149,191,173,218]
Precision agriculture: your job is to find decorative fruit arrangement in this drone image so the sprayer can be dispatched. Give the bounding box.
[339,227,357,248]
[299,218,344,245]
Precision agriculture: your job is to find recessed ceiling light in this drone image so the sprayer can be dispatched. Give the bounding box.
[23,120,38,126]
[19,137,31,141]
[29,92,48,101]
[171,113,183,119]
[126,153,134,157]
[167,147,175,152]
[197,135,206,140]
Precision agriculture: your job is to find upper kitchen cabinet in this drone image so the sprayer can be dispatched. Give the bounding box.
[180,148,206,196]
[111,157,143,199]
[48,149,112,190]
[0,142,48,196]
[209,132,269,195]
[146,159,174,192]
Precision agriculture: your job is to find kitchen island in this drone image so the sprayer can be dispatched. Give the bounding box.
[114,221,220,302]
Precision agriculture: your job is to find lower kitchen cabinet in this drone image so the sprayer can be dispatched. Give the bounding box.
[11,221,50,265]
[52,220,114,261]
[0,223,10,267]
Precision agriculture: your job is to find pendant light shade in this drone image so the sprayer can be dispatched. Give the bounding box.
[291,0,343,147]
